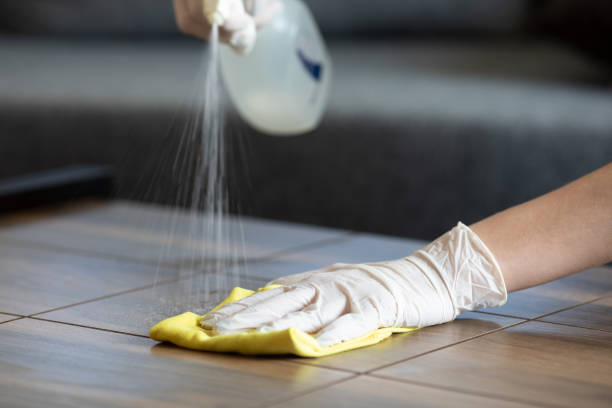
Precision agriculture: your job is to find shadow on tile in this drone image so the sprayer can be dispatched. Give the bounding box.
[538,295,612,332]
[480,266,612,318]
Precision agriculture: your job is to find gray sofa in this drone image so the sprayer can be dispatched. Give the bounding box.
[1,0,611,239]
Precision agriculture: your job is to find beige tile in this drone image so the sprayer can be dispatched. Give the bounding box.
[37,275,269,336]
[0,242,181,316]
[538,295,612,332]
[375,321,612,408]
[0,201,349,266]
[481,266,612,318]
[275,375,535,408]
[290,313,520,373]
[0,318,350,408]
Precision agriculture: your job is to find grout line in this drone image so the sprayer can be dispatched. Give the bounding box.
[471,309,530,319]
[367,374,565,408]
[258,374,360,408]
[28,269,269,320]
[0,311,26,318]
[265,294,612,377]
[26,316,150,338]
[28,276,185,317]
[283,359,360,374]
[531,318,612,333]
[0,316,25,325]
[473,292,612,323]
[362,319,529,375]
[529,294,612,321]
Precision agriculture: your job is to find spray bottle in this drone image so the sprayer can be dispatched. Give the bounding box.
[205,0,332,136]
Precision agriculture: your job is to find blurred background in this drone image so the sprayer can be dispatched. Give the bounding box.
[1,0,611,240]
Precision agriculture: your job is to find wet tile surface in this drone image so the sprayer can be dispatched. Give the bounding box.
[374,321,612,408]
[0,318,350,408]
[38,275,269,336]
[538,295,612,332]
[0,242,181,316]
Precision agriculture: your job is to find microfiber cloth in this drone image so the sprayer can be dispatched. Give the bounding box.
[150,286,418,357]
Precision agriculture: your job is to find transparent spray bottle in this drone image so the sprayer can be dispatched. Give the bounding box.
[206,0,332,136]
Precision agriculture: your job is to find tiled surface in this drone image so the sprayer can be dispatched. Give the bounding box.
[2,200,612,407]
[290,313,521,373]
[0,201,350,266]
[538,295,612,332]
[0,242,181,316]
[38,275,270,337]
[274,375,535,408]
[480,266,612,318]
[374,321,612,408]
[0,318,351,408]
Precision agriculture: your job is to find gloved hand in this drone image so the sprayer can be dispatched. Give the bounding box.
[200,222,507,347]
[173,0,282,54]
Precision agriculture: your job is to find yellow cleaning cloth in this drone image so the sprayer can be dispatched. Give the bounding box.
[150,286,417,357]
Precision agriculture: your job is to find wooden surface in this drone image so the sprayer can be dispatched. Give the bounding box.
[1,200,611,407]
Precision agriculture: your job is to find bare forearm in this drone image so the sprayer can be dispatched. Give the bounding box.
[471,163,612,292]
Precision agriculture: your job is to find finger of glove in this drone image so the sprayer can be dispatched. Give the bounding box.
[266,268,320,287]
[214,285,316,334]
[314,304,380,348]
[256,295,346,334]
[222,14,256,54]
[200,286,285,328]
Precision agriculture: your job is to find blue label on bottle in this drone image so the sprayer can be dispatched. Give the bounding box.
[297,49,322,81]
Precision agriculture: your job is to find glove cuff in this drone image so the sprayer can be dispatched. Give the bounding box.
[415,222,507,316]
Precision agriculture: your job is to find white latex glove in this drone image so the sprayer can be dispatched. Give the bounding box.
[203,0,282,54]
[200,222,507,347]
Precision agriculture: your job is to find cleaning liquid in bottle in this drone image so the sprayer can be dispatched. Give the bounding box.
[219,0,332,136]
